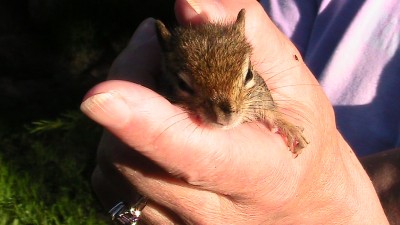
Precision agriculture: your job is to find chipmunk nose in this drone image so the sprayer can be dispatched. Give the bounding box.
[203,99,238,127]
[218,101,233,114]
[212,100,237,126]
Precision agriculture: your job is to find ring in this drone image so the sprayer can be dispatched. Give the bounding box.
[109,196,148,225]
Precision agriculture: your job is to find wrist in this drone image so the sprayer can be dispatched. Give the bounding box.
[296,132,389,224]
[338,143,389,224]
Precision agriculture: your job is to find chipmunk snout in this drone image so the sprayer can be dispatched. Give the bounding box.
[218,101,233,114]
[210,100,240,127]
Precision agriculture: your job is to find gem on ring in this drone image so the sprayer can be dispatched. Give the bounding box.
[109,196,148,225]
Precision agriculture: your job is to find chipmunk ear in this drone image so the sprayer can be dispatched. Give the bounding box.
[155,20,172,51]
[234,9,246,36]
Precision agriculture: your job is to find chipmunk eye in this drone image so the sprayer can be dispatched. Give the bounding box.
[244,69,254,84]
[177,77,194,95]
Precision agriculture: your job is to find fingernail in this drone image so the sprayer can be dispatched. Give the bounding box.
[128,18,156,48]
[186,0,202,14]
[183,0,225,23]
[80,91,130,128]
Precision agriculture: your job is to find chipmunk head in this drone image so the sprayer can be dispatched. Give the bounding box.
[155,9,272,129]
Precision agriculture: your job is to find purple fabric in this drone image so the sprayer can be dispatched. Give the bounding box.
[261,0,400,156]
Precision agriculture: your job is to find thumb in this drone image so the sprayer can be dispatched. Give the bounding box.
[81,80,292,195]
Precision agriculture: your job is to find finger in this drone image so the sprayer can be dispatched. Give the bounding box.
[92,166,185,225]
[91,132,159,210]
[93,133,232,224]
[94,155,266,225]
[175,0,259,25]
[92,166,139,210]
[94,142,243,225]
[81,80,293,195]
[141,201,184,225]
[107,17,160,88]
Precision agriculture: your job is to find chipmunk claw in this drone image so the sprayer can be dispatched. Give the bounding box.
[276,123,309,158]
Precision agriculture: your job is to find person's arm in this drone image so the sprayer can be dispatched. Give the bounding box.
[361,148,400,225]
[81,0,389,224]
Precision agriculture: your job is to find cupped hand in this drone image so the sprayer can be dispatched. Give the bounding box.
[81,0,388,224]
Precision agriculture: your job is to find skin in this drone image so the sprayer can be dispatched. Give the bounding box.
[155,9,307,155]
[81,0,390,224]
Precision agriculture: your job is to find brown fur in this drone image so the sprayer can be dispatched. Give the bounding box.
[155,9,308,156]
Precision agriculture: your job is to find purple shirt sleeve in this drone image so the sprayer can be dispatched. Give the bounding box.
[261,0,400,156]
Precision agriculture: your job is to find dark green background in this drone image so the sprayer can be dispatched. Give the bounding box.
[0,0,174,224]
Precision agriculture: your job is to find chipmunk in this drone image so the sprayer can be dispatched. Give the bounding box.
[154,9,308,156]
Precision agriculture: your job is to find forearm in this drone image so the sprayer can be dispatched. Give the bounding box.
[361,148,400,225]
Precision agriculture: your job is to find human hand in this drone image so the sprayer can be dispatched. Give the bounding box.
[81,0,388,224]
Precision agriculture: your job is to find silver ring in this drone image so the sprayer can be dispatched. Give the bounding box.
[109,196,148,225]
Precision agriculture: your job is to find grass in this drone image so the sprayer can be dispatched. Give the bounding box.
[0,0,175,223]
[0,112,108,225]
[0,159,104,225]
